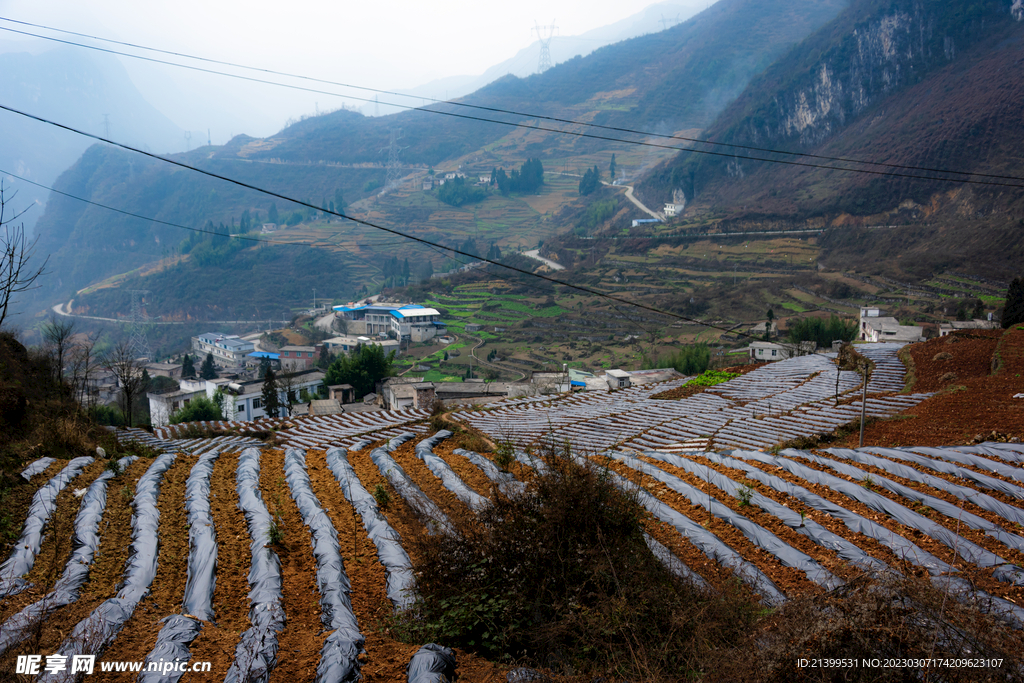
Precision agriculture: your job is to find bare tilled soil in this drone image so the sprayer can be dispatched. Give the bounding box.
[839,328,1024,447]
[2,331,1023,680]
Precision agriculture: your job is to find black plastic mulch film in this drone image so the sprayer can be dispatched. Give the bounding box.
[325,447,417,611]
[414,431,488,512]
[225,448,286,683]
[284,448,364,683]
[138,448,222,683]
[0,456,137,655]
[0,456,94,597]
[38,453,177,683]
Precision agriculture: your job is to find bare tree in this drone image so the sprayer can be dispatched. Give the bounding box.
[68,334,97,408]
[0,181,48,330]
[103,341,147,428]
[42,315,76,392]
[278,371,299,417]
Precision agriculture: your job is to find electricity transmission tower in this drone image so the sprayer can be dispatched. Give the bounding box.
[380,128,405,193]
[533,22,558,74]
[128,290,152,360]
[659,14,681,31]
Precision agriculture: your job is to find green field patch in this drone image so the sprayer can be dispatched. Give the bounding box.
[782,302,808,313]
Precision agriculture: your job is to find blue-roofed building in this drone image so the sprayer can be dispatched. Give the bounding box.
[333,302,446,342]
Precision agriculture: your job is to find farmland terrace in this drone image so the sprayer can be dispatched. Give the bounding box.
[2,333,1023,681]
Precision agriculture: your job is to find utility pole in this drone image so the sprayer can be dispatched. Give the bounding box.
[380,128,405,193]
[102,113,111,138]
[858,362,871,448]
[533,21,558,74]
[184,131,191,152]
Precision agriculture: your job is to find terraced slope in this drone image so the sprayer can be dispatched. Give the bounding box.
[2,346,1023,680]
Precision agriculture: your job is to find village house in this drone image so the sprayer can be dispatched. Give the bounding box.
[192,332,255,368]
[333,303,445,342]
[938,320,999,336]
[278,345,318,372]
[323,335,401,356]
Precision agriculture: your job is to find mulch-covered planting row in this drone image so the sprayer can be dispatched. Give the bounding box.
[640,455,872,583]
[601,458,821,599]
[735,457,1024,603]
[0,458,72,566]
[343,440,508,682]
[181,451,252,682]
[809,451,1024,566]
[0,458,106,623]
[782,452,1024,573]
[431,442,499,499]
[304,448,401,683]
[259,448,326,683]
[0,456,150,669]
[846,448,1024,521]
[104,453,198,662]
[692,454,950,579]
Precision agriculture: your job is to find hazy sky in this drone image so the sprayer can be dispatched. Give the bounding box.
[0,0,684,139]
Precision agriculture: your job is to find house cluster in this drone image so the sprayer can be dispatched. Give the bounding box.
[376,367,684,410]
[858,307,925,343]
[149,369,328,427]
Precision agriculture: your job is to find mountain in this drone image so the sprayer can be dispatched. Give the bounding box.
[637,0,1024,223]
[0,46,184,232]
[27,0,848,318]
[376,0,710,115]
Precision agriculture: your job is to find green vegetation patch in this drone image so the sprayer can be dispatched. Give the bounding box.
[684,370,740,388]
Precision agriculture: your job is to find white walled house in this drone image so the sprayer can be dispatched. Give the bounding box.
[148,370,327,427]
[192,332,255,368]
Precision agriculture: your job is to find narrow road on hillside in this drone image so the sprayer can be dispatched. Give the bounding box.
[51,300,288,326]
[522,250,565,271]
[613,182,663,220]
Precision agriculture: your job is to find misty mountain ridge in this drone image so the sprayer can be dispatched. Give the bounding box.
[375,0,710,116]
[0,45,183,232]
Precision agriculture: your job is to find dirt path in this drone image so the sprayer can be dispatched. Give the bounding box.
[181,451,251,682]
[104,453,197,661]
[260,449,326,682]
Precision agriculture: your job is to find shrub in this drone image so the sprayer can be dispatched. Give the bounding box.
[396,447,759,677]
[168,395,223,424]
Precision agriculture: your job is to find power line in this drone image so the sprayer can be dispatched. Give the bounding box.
[2,18,1022,184]
[0,105,770,342]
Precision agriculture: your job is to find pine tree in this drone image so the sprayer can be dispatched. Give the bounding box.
[200,353,217,379]
[609,153,617,180]
[1003,277,1024,328]
[262,368,281,418]
[181,354,196,379]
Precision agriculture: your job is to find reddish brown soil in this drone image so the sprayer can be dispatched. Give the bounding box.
[838,328,1024,447]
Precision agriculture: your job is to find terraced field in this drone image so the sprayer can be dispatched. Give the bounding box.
[3,343,1024,681]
